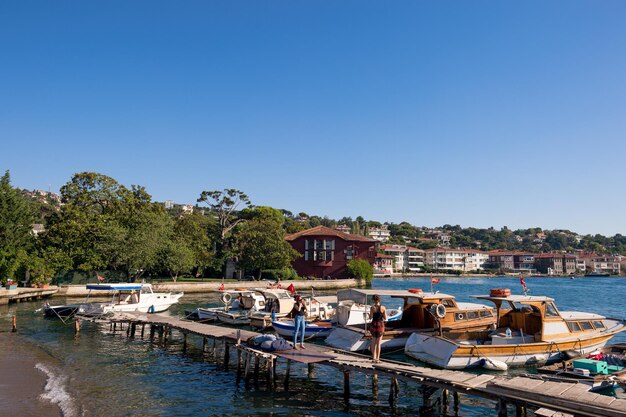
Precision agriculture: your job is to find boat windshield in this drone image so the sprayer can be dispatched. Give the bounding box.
[545,302,560,317]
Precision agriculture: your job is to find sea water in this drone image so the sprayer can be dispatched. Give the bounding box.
[2,277,625,416]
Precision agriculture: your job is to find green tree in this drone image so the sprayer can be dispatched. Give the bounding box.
[0,171,36,283]
[346,258,374,283]
[234,213,299,280]
[158,238,195,281]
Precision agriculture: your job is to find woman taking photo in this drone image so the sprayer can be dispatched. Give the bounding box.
[369,294,387,363]
[292,295,307,349]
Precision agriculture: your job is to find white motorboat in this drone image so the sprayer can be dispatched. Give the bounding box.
[335,289,402,326]
[249,288,298,329]
[404,290,626,370]
[325,288,496,352]
[45,283,183,318]
[214,290,266,325]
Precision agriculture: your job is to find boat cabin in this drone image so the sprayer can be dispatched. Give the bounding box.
[254,288,294,315]
[473,292,609,343]
[86,283,149,305]
[337,288,495,332]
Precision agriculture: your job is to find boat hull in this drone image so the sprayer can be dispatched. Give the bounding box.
[273,320,334,339]
[324,326,410,352]
[405,331,620,369]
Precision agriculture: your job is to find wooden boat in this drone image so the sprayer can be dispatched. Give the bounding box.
[250,291,337,329]
[405,290,626,370]
[44,283,183,318]
[534,343,626,392]
[325,289,496,352]
[334,288,403,326]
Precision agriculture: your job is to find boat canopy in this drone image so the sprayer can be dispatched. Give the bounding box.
[86,283,144,291]
[472,294,554,303]
[337,288,455,304]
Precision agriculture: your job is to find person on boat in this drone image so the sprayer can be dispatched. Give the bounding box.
[292,295,307,349]
[369,294,387,363]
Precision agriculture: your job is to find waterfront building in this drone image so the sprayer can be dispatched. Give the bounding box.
[588,255,621,275]
[533,253,577,275]
[487,250,537,273]
[285,226,376,279]
[380,244,425,273]
[374,254,394,274]
[425,248,488,272]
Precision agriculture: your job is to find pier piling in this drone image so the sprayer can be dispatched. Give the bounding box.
[11,315,16,332]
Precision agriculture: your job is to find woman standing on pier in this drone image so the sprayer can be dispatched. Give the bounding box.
[369,294,387,363]
[292,295,307,349]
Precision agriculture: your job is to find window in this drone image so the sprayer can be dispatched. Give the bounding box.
[466,311,479,320]
[580,321,593,331]
[304,239,335,262]
[545,303,559,317]
[593,321,605,329]
[567,322,582,332]
[480,310,493,318]
[442,299,455,308]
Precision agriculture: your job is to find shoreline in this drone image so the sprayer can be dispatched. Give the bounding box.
[0,331,64,417]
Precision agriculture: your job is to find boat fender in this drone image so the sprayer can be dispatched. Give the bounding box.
[148,305,155,314]
[562,350,582,360]
[221,292,232,304]
[480,358,508,371]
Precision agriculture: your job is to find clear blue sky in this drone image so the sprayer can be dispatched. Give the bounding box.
[2,1,625,236]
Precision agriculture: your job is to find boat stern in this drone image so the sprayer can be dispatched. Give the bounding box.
[404,333,460,368]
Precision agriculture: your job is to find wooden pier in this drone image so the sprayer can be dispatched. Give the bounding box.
[79,312,626,416]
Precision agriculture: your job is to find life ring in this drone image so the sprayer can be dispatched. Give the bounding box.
[435,304,447,318]
[408,288,423,294]
[221,293,232,304]
[490,288,511,297]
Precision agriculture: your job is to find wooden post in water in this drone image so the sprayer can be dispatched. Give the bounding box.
[244,352,251,382]
[149,325,155,340]
[372,373,379,403]
[183,333,188,353]
[236,329,241,345]
[141,324,145,338]
[266,357,274,390]
[343,371,350,401]
[307,363,315,378]
[11,315,16,332]
[75,319,80,334]
[497,399,508,417]
[453,391,460,416]
[224,342,230,371]
[254,355,260,383]
[130,323,136,338]
[284,359,291,390]
[113,322,117,332]
[236,347,242,374]
[442,389,449,415]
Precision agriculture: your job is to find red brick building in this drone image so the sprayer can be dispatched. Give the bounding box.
[285,226,377,278]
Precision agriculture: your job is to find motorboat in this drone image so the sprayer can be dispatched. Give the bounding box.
[192,289,261,322]
[44,283,183,318]
[249,288,298,329]
[214,290,266,325]
[325,288,496,352]
[534,343,626,392]
[272,319,334,339]
[334,289,402,326]
[404,289,626,370]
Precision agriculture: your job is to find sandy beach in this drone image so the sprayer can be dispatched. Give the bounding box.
[0,331,63,417]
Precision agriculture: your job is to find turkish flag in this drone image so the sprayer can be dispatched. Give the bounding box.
[431,278,441,284]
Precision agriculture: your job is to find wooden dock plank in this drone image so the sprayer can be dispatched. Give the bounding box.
[461,374,496,388]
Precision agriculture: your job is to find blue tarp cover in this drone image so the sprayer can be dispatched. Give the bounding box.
[86,283,144,291]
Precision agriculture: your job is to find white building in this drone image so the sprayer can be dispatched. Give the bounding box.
[425,248,488,271]
[368,225,391,242]
[381,244,425,273]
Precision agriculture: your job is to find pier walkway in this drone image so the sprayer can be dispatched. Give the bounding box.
[0,286,58,305]
[80,312,626,417]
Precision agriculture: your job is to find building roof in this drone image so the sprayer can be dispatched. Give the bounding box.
[375,254,394,259]
[285,225,376,243]
[534,253,577,259]
[425,248,486,254]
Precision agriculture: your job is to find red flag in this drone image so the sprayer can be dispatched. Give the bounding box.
[97,275,105,282]
[219,283,225,291]
[287,283,295,294]
[520,275,528,292]
[431,277,441,285]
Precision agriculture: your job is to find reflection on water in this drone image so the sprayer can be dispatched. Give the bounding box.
[1,277,625,416]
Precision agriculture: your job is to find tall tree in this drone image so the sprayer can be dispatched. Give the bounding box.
[234,210,299,279]
[0,171,35,282]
